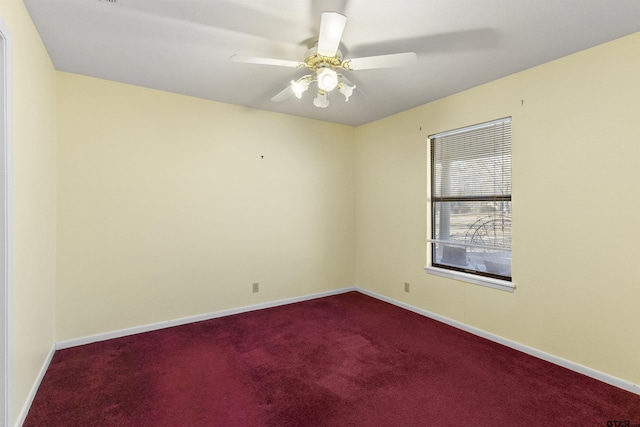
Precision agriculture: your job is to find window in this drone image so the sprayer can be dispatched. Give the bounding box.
[427,118,512,290]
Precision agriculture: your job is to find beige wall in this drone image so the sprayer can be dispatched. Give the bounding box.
[0,0,57,425]
[56,73,355,342]
[355,32,640,386]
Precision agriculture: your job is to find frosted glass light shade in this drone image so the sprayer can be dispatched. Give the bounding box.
[313,91,329,108]
[339,82,355,101]
[316,68,338,92]
[291,79,309,99]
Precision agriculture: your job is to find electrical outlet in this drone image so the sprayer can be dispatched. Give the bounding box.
[252,282,259,293]
[404,282,410,293]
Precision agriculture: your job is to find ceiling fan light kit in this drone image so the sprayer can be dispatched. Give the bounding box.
[289,69,354,107]
[231,11,417,109]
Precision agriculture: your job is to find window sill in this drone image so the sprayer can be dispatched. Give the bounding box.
[424,266,515,292]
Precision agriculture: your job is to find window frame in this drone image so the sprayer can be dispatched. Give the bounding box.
[425,117,514,292]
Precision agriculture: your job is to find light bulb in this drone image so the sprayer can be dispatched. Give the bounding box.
[313,91,329,108]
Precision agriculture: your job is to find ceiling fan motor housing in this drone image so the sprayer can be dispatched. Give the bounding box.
[304,47,344,71]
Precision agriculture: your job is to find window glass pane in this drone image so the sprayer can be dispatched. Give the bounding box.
[433,201,511,278]
[433,241,512,277]
[433,201,512,248]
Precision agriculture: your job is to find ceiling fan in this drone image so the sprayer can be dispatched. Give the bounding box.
[231,11,417,108]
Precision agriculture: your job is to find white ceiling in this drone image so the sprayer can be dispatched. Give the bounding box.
[24,0,640,126]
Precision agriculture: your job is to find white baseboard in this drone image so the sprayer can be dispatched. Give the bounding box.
[15,345,55,427]
[356,287,640,396]
[56,287,357,350]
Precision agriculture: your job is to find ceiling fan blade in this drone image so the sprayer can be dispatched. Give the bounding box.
[271,85,294,102]
[317,12,347,57]
[230,55,303,68]
[345,52,417,70]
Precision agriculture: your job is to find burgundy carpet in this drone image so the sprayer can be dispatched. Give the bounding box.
[25,291,640,426]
